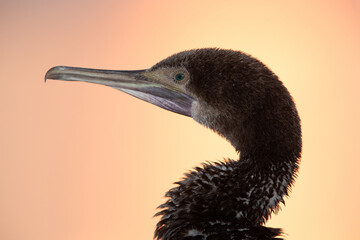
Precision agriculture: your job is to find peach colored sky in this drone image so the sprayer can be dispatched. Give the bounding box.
[1,0,360,239]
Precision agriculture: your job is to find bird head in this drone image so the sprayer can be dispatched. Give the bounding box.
[46,48,301,155]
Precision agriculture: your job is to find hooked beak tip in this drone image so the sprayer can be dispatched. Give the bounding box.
[44,66,64,83]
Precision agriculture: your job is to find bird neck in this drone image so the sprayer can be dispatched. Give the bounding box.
[191,92,302,223]
[221,110,301,224]
[155,99,301,239]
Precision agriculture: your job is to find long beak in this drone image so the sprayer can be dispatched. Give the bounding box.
[45,66,194,117]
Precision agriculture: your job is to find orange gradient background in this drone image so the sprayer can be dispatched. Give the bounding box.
[1,0,360,239]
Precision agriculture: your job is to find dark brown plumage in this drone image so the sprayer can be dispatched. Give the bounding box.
[45,48,302,240]
[151,49,301,240]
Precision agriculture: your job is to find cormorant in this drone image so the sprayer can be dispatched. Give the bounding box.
[45,48,302,240]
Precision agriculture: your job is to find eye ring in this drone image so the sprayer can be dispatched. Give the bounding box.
[172,70,189,84]
[174,73,186,81]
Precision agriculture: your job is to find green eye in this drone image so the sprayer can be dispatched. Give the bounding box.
[175,73,185,81]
